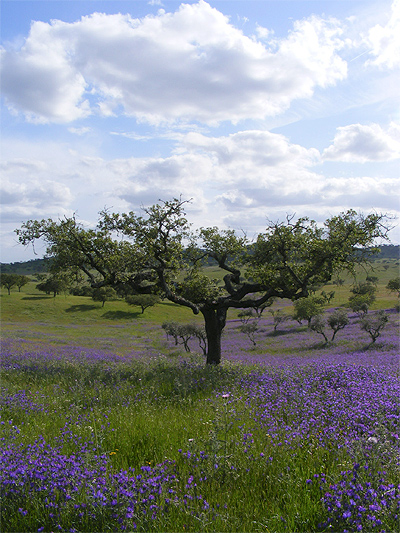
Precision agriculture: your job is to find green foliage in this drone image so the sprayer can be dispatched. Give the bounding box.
[92,286,117,307]
[15,274,30,292]
[179,271,222,304]
[386,277,400,298]
[327,308,350,341]
[269,308,290,332]
[350,281,377,299]
[238,309,255,324]
[309,315,329,343]
[0,273,19,294]
[36,272,72,297]
[348,282,377,316]
[247,210,389,297]
[15,200,391,364]
[239,321,259,346]
[126,294,160,313]
[162,322,207,354]
[348,295,371,317]
[293,296,325,326]
[311,308,350,344]
[360,310,389,346]
[320,290,335,304]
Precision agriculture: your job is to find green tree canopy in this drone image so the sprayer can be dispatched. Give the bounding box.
[16,198,390,364]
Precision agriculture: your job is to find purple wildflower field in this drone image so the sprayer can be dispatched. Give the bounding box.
[1,308,399,532]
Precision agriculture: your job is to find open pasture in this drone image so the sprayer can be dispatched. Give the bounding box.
[1,276,399,532]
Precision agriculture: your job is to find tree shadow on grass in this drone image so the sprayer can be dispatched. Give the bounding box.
[266,329,292,337]
[101,310,141,320]
[22,296,53,301]
[65,304,99,313]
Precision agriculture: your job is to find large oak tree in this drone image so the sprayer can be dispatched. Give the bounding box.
[16,198,389,364]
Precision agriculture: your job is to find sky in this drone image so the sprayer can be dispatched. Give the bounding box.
[1,0,399,263]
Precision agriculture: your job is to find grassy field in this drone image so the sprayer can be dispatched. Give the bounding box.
[1,261,399,532]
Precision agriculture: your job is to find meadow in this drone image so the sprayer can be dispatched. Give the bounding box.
[1,262,399,533]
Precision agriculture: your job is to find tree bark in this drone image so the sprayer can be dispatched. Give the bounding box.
[202,307,227,365]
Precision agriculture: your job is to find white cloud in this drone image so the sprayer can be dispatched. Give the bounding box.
[323,123,400,162]
[0,1,348,125]
[365,0,400,69]
[2,127,399,261]
[68,126,91,136]
[0,176,73,223]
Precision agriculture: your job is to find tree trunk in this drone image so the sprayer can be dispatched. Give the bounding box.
[202,307,227,365]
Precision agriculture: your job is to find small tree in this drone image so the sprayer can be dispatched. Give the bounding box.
[253,298,274,318]
[310,308,349,344]
[238,309,255,325]
[162,322,180,345]
[360,310,389,346]
[16,275,30,292]
[327,308,350,341]
[36,272,71,297]
[126,294,160,314]
[162,322,207,354]
[348,281,377,316]
[293,296,325,326]
[386,277,400,298]
[269,308,290,332]
[0,273,18,294]
[309,315,329,343]
[92,286,116,307]
[239,322,259,346]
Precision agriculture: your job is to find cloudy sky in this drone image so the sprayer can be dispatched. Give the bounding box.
[1,0,399,262]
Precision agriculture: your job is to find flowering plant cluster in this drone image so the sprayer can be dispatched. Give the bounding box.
[0,435,211,532]
[320,463,399,532]
[1,307,399,532]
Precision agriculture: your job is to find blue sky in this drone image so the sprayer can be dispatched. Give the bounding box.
[1,0,399,262]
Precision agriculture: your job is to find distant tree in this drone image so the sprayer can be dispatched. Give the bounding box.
[70,285,94,296]
[350,281,376,302]
[386,277,400,298]
[162,322,207,354]
[310,308,350,344]
[293,296,325,326]
[238,309,255,325]
[0,273,18,294]
[327,308,350,341]
[16,275,30,292]
[365,275,378,285]
[360,310,389,346]
[16,199,391,365]
[92,286,116,307]
[239,322,259,346]
[269,308,290,332]
[162,321,180,345]
[126,294,160,314]
[36,272,72,297]
[348,295,370,317]
[348,281,376,316]
[309,315,329,343]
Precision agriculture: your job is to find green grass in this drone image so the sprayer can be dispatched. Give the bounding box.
[1,260,399,532]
